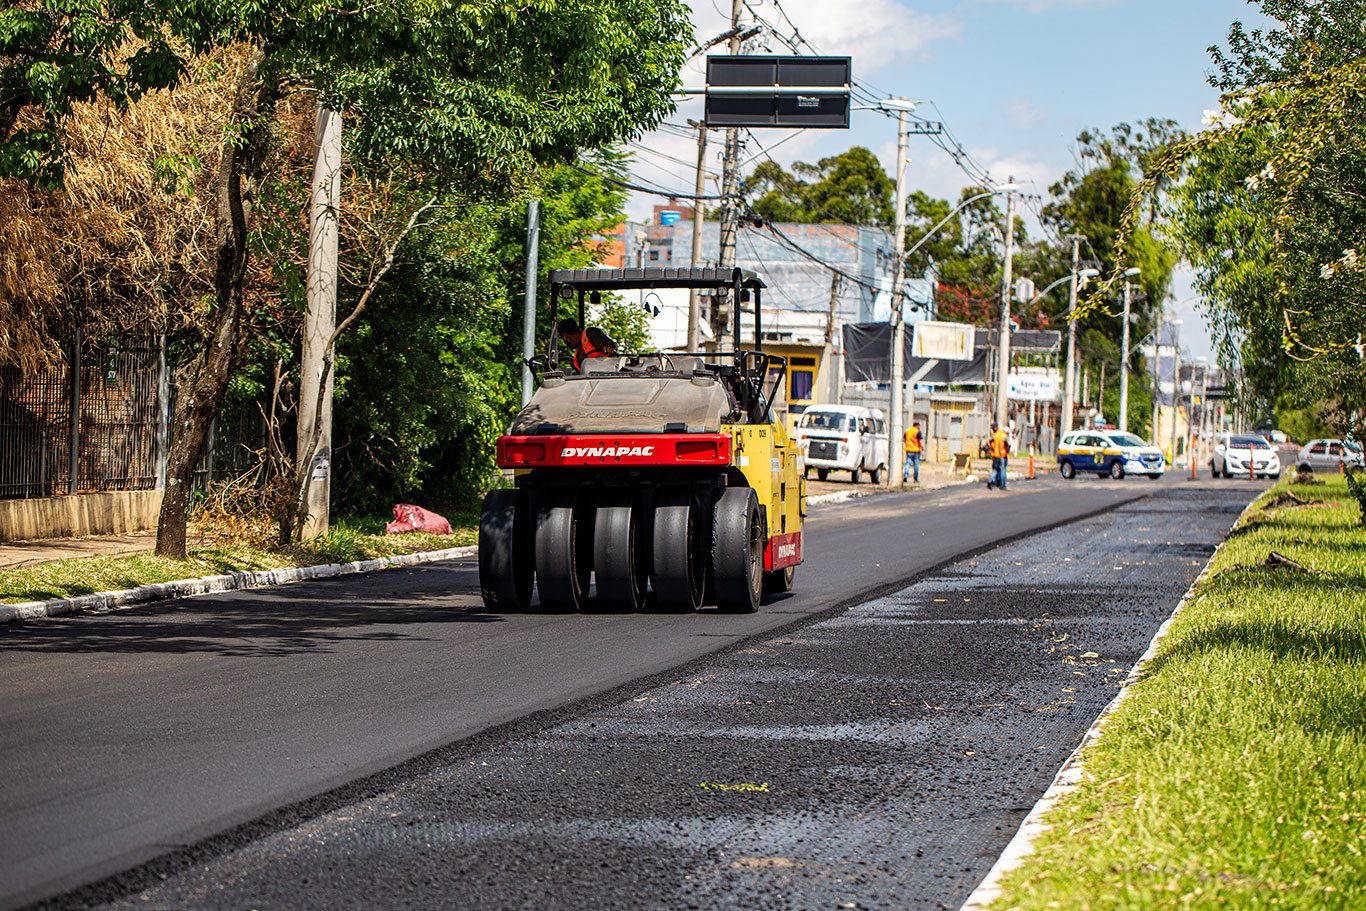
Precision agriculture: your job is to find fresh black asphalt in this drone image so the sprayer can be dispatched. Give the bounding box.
[0,475,1259,909]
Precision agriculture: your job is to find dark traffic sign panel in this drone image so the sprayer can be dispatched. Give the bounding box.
[704,56,851,129]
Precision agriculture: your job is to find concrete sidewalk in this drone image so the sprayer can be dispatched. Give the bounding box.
[0,531,164,572]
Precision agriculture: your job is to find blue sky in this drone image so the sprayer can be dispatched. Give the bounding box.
[625,0,1275,363]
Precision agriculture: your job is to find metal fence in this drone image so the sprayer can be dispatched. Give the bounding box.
[0,334,166,500]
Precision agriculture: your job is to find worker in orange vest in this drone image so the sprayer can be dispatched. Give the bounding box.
[556,318,618,372]
[903,421,922,484]
[987,421,1010,491]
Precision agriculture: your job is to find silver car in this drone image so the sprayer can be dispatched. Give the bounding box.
[1212,433,1281,479]
[1295,438,1365,473]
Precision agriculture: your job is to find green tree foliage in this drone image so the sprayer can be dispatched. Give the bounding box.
[1161,0,1366,476]
[1,0,692,556]
[1035,122,1183,428]
[907,186,1020,324]
[748,146,893,226]
[328,150,640,514]
[0,0,187,188]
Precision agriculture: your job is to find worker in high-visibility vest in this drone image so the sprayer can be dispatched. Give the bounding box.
[556,317,618,372]
[986,421,1010,491]
[903,421,922,484]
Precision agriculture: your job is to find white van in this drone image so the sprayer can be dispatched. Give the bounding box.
[794,405,889,483]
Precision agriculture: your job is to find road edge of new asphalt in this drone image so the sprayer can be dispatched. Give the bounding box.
[957,487,1261,911]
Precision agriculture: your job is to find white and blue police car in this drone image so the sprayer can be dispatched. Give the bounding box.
[1057,429,1165,480]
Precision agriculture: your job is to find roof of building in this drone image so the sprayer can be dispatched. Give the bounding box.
[548,268,766,291]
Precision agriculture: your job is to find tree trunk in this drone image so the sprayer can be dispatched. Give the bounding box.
[155,46,278,560]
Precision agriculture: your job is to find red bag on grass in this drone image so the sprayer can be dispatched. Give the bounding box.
[385,503,452,536]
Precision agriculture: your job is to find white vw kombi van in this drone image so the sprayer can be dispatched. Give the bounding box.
[794,405,889,484]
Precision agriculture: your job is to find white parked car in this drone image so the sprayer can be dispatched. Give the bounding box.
[1212,433,1281,479]
[1295,438,1365,473]
[794,405,889,484]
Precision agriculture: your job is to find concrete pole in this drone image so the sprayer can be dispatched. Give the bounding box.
[687,122,708,352]
[714,0,745,350]
[1151,326,1162,442]
[995,181,1017,429]
[1118,280,1132,432]
[1169,328,1181,465]
[521,197,540,406]
[1061,235,1081,435]
[299,104,341,539]
[887,109,909,488]
[825,271,842,403]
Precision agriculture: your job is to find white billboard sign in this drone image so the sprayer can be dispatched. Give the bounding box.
[1008,370,1061,402]
[911,320,974,361]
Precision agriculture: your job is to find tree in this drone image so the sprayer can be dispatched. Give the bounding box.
[1159,0,1366,517]
[2,0,692,558]
[329,150,642,515]
[748,146,893,226]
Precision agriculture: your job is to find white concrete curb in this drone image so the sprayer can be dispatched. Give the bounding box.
[0,545,477,624]
[958,489,1266,911]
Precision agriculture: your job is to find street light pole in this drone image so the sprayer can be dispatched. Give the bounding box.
[1062,235,1082,435]
[888,107,910,489]
[1118,266,1141,432]
[1169,320,1183,464]
[686,120,708,352]
[995,179,1018,430]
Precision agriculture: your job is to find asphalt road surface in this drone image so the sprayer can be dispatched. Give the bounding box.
[0,473,1262,909]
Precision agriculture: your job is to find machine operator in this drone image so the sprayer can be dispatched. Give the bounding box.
[556,318,618,372]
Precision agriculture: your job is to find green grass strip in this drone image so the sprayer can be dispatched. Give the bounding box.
[0,515,477,605]
[991,475,1366,910]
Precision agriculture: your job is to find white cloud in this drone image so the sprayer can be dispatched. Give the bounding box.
[983,0,1120,12]
[688,0,961,75]
[1003,97,1049,129]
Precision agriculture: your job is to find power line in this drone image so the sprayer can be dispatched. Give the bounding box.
[571,163,735,201]
[759,219,923,309]
[629,142,721,178]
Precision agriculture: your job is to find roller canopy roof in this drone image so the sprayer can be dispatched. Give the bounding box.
[549,268,766,291]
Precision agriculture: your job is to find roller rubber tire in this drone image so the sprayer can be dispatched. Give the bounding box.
[478,488,532,612]
[594,490,649,612]
[763,563,795,595]
[652,488,705,612]
[712,487,763,614]
[535,490,590,612]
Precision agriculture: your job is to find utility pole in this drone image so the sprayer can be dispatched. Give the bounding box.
[825,272,842,404]
[521,197,540,406]
[1061,235,1082,435]
[887,108,910,488]
[714,0,745,350]
[1151,301,1164,442]
[994,179,1017,430]
[299,104,341,539]
[687,121,708,351]
[1119,278,1132,432]
[1169,332,1181,465]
